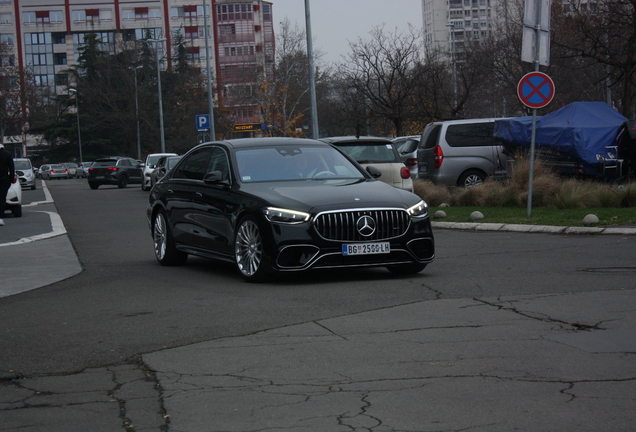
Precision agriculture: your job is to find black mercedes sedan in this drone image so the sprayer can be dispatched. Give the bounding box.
[147,138,434,282]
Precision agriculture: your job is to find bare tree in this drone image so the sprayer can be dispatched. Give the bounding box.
[339,25,423,137]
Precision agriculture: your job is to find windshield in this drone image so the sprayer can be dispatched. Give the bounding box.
[146,155,165,167]
[235,145,364,182]
[14,160,32,170]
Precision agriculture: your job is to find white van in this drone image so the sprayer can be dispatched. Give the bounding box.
[417,118,511,187]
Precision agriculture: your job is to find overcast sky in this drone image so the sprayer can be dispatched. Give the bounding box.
[270,0,423,65]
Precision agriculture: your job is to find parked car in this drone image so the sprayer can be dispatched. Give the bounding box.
[4,173,22,217]
[142,153,178,191]
[42,164,70,180]
[79,161,93,178]
[392,135,421,179]
[320,136,414,192]
[147,138,434,282]
[62,162,79,178]
[14,158,36,190]
[417,118,511,187]
[37,165,50,179]
[150,155,182,188]
[87,157,143,189]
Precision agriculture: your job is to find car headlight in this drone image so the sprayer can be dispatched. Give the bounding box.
[407,200,428,218]
[263,207,311,224]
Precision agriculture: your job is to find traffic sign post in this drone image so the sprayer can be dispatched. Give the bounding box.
[517,71,555,217]
[196,114,210,132]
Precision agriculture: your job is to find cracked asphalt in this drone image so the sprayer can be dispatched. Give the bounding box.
[1,181,635,431]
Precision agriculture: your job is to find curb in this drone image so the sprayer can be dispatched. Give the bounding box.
[431,221,636,235]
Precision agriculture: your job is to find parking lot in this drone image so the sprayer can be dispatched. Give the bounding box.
[1,179,635,432]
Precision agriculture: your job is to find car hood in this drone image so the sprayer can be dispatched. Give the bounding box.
[239,179,420,213]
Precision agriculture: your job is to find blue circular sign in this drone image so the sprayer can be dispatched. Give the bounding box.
[517,72,555,109]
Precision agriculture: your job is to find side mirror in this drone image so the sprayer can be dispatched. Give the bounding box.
[203,171,229,185]
[366,165,382,178]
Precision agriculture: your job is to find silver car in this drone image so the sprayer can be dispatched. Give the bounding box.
[14,158,36,190]
[393,135,421,179]
[417,118,511,187]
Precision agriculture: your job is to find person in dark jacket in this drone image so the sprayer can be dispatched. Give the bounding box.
[0,143,15,226]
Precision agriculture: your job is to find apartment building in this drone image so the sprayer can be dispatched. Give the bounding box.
[0,0,274,143]
[421,0,504,60]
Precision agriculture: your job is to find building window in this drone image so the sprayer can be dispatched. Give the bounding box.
[183,5,197,18]
[0,33,14,45]
[263,4,271,20]
[219,24,236,35]
[53,53,66,65]
[50,11,63,23]
[0,13,12,24]
[23,12,36,23]
[55,74,68,86]
[29,53,48,65]
[217,3,252,21]
[34,74,53,86]
[35,11,50,24]
[186,46,199,60]
[30,33,50,45]
[86,9,99,22]
[135,7,148,20]
[1,55,15,67]
[185,26,198,38]
[72,10,86,22]
[52,32,65,44]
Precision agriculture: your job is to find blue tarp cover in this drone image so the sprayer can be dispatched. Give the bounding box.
[493,102,628,166]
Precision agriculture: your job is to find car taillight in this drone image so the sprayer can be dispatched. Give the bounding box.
[405,157,417,168]
[89,167,94,171]
[434,145,444,169]
[11,174,17,184]
[107,167,119,171]
[400,166,411,179]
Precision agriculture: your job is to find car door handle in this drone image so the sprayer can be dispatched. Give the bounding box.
[195,192,203,198]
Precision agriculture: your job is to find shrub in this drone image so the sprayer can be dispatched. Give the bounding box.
[546,179,594,209]
[413,180,452,206]
[616,182,636,207]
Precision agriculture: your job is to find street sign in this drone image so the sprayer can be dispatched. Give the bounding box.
[517,71,555,109]
[521,0,551,66]
[196,114,210,131]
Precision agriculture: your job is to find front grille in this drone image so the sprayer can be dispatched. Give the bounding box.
[313,209,410,242]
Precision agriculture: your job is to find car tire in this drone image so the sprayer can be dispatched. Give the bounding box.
[118,175,128,188]
[141,181,148,191]
[458,169,486,188]
[234,217,270,282]
[153,210,188,266]
[12,205,22,218]
[89,182,99,189]
[386,263,427,274]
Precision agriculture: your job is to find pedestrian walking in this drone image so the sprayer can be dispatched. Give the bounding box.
[0,143,15,226]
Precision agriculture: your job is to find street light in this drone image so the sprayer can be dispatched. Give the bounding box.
[148,38,167,153]
[133,65,142,160]
[446,23,458,112]
[68,88,83,166]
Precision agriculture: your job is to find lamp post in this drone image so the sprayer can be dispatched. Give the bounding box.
[446,23,458,112]
[68,88,83,165]
[133,66,142,160]
[149,38,167,153]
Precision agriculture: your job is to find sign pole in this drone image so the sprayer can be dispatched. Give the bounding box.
[527,0,543,218]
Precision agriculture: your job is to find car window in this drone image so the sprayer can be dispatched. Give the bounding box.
[118,159,132,167]
[14,160,32,170]
[93,160,117,167]
[337,143,398,163]
[172,148,211,181]
[236,145,363,182]
[398,139,420,154]
[446,122,495,147]
[206,147,230,181]
[421,124,442,149]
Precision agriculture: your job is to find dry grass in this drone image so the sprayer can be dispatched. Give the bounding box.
[413,156,636,209]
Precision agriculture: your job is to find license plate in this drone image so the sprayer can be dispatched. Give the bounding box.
[342,242,390,256]
[95,176,105,179]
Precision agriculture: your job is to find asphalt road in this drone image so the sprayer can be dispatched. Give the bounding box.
[1,179,634,377]
[1,179,636,431]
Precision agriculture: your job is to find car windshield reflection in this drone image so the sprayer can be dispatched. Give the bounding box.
[235,145,364,182]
